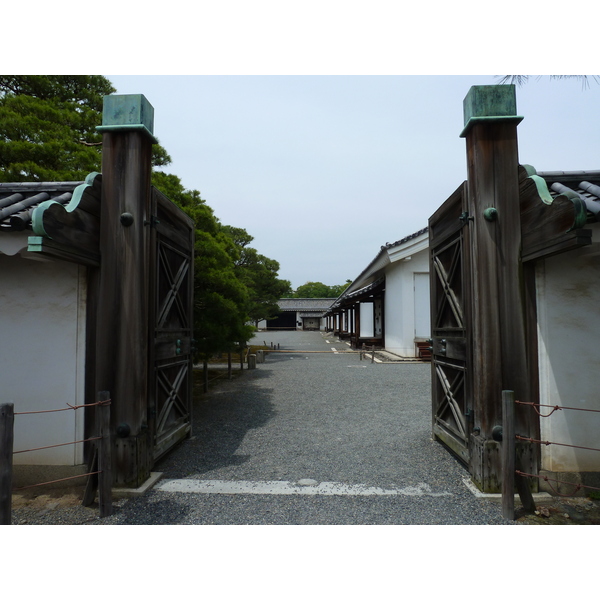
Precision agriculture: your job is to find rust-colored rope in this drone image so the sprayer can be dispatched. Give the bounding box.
[516,434,600,453]
[516,470,600,497]
[14,399,111,416]
[13,436,102,454]
[14,471,102,491]
[515,400,600,417]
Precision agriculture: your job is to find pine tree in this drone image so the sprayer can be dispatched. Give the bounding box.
[0,75,171,181]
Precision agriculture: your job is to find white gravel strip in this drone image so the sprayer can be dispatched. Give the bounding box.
[155,478,454,497]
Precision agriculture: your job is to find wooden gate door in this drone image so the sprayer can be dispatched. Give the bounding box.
[429,183,472,463]
[148,188,195,462]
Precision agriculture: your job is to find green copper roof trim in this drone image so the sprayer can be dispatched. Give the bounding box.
[97,93,158,143]
[27,236,45,252]
[460,115,524,138]
[464,84,518,119]
[31,172,101,238]
[567,197,589,230]
[95,123,159,144]
[522,165,588,231]
[521,165,554,206]
[460,84,523,137]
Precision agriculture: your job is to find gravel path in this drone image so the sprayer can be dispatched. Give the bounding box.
[12,330,510,525]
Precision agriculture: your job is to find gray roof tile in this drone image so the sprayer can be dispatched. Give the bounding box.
[0,181,83,232]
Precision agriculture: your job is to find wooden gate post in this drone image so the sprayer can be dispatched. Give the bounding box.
[461,85,534,492]
[95,95,157,487]
[0,404,14,525]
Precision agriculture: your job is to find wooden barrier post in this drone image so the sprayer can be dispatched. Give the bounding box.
[228,352,233,379]
[502,390,515,520]
[0,403,14,525]
[97,391,113,518]
[203,360,209,392]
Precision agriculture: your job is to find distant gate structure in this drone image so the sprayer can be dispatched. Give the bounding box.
[0,94,194,488]
[261,298,336,331]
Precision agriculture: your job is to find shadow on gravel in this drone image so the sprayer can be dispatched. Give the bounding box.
[114,496,193,525]
[155,369,276,477]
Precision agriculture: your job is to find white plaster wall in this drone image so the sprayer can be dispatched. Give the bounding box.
[0,254,86,465]
[384,249,430,357]
[383,264,405,352]
[536,233,600,472]
[359,302,374,337]
[414,272,431,338]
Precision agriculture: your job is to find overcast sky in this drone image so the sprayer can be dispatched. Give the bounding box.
[107,74,600,289]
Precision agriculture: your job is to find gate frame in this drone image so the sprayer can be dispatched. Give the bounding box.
[429,182,472,464]
[431,85,540,493]
[147,187,194,463]
[95,94,194,487]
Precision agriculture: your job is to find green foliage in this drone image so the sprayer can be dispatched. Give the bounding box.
[0,75,170,182]
[292,280,351,298]
[222,225,292,324]
[152,175,286,358]
[497,75,600,89]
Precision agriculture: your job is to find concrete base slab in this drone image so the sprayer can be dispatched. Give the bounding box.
[112,472,164,498]
[463,477,553,504]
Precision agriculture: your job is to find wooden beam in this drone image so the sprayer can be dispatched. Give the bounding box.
[519,167,591,262]
[27,236,100,267]
[30,172,102,253]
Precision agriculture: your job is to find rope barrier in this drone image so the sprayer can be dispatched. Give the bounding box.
[1,394,113,521]
[13,436,102,454]
[15,471,102,491]
[516,434,600,453]
[14,399,111,416]
[511,398,600,505]
[515,400,600,417]
[9,400,110,494]
[516,470,600,497]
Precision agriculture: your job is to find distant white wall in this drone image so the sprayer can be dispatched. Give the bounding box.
[360,302,374,337]
[536,230,600,473]
[0,254,86,465]
[384,248,430,356]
